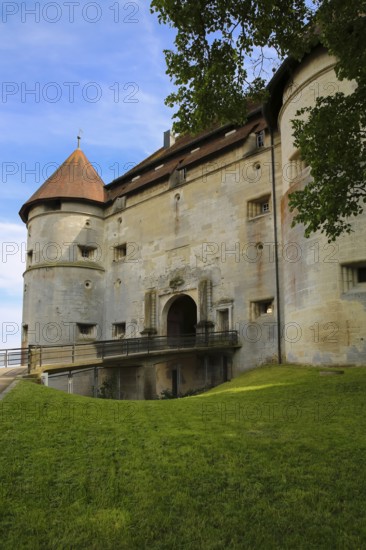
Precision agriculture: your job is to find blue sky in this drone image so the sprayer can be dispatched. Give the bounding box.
[0,1,176,349]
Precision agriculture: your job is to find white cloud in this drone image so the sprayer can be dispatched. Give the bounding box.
[0,1,179,350]
[0,303,22,350]
[0,222,25,350]
[0,222,26,295]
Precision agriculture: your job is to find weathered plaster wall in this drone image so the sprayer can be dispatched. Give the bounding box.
[23,201,105,346]
[102,132,283,373]
[280,48,366,365]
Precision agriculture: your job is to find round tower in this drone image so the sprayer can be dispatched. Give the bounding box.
[19,146,106,348]
[278,46,366,365]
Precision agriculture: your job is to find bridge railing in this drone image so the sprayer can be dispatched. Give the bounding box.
[0,348,29,368]
[28,331,239,369]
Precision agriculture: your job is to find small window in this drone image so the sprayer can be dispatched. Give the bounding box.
[256,130,265,148]
[251,299,274,320]
[342,263,366,292]
[44,200,61,211]
[248,195,271,219]
[27,250,33,266]
[22,324,28,341]
[113,322,126,339]
[77,323,96,339]
[78,245,97,260]
[114,243,127,261]
[358,268,366,283]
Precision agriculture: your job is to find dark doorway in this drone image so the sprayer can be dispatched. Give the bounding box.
[172,369,178,397]
[167,295,197,336]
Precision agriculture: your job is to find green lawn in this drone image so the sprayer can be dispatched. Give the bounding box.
[1,365,366,549]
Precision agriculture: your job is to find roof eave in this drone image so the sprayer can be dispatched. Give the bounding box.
[19,196,106,223]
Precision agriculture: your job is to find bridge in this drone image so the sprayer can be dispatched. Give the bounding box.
[0,331,240,373]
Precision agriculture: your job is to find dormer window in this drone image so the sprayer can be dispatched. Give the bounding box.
[225,129,237,138]
[178,168,186,184]
[170,167,187,188]
[256,130,265,148]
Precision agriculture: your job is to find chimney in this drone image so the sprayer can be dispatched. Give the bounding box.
[163,130,175,149]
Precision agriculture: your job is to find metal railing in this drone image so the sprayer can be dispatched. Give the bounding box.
[28,331,239,369]
[0,348,29,368]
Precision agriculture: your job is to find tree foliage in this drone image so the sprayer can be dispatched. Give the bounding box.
[150,0,366,240]
[289,88,366,240]
[150,0,314,134]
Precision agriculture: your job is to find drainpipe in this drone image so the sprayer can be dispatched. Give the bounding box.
[270,127,282,364]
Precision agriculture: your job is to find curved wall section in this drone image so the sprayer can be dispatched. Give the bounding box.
[280,48,366,365]
[22,201,105,346]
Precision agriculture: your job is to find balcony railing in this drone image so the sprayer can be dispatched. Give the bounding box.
[28,331,239,369]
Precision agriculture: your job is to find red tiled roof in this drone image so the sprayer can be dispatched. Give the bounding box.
[19,112,268,220]
[19,148,106,222]
[106,115,267,200]
[107,157,181,201]
[119,122,227,180]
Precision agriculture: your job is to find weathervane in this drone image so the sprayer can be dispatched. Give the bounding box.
[77,129,83,149]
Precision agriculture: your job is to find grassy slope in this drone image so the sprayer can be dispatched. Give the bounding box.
[0,365,366,549]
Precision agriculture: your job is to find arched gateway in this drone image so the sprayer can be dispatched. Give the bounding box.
[166,295,197,337]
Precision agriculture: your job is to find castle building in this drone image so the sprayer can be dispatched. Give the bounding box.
[19,45,366,398]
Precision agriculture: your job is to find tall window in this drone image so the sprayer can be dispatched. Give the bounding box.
[256,130,265,148]
[217,309,229,332]
[27,250,33,267]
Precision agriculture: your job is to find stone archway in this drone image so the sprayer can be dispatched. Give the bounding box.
[166,295,197,337]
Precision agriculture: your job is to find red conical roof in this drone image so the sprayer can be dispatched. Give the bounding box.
[19,148,106,222]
